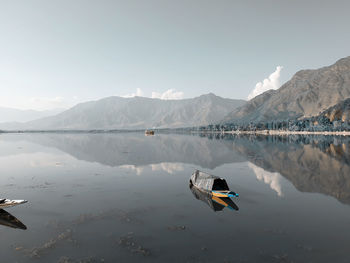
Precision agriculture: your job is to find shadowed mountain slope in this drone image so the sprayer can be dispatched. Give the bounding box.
[224,56,350,123]
[311,97,350,123]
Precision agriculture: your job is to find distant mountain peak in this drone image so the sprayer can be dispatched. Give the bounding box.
[0,94,245,130]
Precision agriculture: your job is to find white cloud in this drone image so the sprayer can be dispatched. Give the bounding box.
[151,89,184,100]
[248,66,283,100]
[248,162,283,197]
[122,88,184,100]
[122,88,144,98]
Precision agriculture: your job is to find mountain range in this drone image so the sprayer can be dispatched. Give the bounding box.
[1,56,350,130]
[224,56,350,123]
[0,94,245,130]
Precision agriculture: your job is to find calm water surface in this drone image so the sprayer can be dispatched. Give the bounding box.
[0,133,349,263]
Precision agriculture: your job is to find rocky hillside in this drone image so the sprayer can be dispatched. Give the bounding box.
[313,97,350,123]
[224,56,350,123]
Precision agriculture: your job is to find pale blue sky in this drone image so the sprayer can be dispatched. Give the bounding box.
[0,0,349,110]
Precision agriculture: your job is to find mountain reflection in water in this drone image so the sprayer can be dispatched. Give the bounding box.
[0,133,350,262]
[228,134,350,205]
[1,133,350,205]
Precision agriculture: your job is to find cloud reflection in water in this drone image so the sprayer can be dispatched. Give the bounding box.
[248,162,283,197]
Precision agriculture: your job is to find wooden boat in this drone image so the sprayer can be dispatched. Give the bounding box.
[190,170,239,198]
[145,130,155,135]
[0,199,28,209]
[190,183,239,211]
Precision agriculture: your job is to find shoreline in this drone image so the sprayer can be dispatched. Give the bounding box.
[1,129,350,136]
[191,130,350,136]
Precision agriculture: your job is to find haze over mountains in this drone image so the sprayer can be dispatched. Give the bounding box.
[0,94,245,130]
[0,107,63,123]
[1,56,350,130]
[224,56,350,123]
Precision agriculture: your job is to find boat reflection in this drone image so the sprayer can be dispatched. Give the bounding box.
[189,184,239,212]
[0,209,27,230]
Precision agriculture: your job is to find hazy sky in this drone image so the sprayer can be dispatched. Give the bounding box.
[1,0,349,110]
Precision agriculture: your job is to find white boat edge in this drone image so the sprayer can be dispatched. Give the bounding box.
[0,199,28,209]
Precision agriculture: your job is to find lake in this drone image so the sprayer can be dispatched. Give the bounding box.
[0,132,349,263]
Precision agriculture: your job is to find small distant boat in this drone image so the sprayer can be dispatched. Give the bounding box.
[145,130,155,135]
[0,199,28,209]
[190,170,239,198]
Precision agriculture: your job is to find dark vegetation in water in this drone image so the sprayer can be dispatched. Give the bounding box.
[15,207,156,261]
